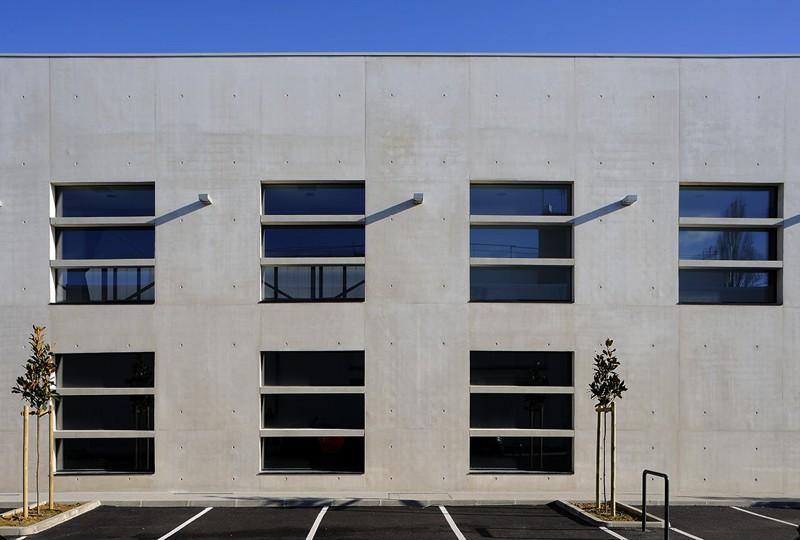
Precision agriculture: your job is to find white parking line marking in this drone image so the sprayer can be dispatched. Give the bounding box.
[671,526,704,540]
[305,506,329,540]
[730,506,799,527]
[599,526,628,539]
[156,507,213,540]
[439,506,467,540]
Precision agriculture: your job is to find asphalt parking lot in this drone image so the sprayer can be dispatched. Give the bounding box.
[10,502,799,540]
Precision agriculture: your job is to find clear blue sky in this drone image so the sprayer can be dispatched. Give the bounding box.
[0,0,798,54]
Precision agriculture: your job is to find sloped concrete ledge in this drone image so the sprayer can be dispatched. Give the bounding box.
[554,499,665,529]
[0,500,100,538]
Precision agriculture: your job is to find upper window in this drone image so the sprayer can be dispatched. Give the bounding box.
[470,351,572,386]
[262,351,364,386]
[56,185,155,217]
[263,184,365,215]
[470,226,571,258]
[679,229,776,261]
[470,184,571,216]
[58,353,154,388]
[679,186,778,218]
[56,228,155,259]
[263,226,364,258]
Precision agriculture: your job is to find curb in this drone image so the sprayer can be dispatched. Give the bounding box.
[553,499,665,529]
[0,500,101,537]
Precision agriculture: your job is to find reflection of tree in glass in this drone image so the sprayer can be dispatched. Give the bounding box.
[718,199,758,287]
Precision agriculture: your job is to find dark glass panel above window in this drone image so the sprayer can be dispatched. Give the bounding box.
[679,186,778,218]
[263,184,365,215]
[470,352,572,386]
[58,438,154,474]
[470,266,572,302]
[55,267,155,304]
[261,265,364,302]
[263,226,364,258]
[470,394,572,429]
[262,351,364,386]
[471,226,571,258]
[56,185,155,217]
[262,394,364,429]
[261,437,364,473]
[470,184,571,216]
[57,227,155,259]
[470,437,572,473]
[58,395,154,430]
[679,229,776,260]
[58,353,154,388]
[679,269,778,304]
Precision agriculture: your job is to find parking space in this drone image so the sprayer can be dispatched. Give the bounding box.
[316,506,455,540]
[5,502,799,540]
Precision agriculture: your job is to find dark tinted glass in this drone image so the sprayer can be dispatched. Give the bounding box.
[55,267,155,303]
[262,394,364,429]
[58,353,154,388]
[57,228,155,259]
[261,437,364,473]
[470,394,572,429]
[470,352,572,386]
[679,186,778,218]
[262,265,364,301]
[679,269,777,304]
[58,438,154,473]
[470,437,572,473]
[471,226,571,258]
[59,395,154,430]
[262,352,364,386]
[263,226,365,257]
[679,229,776,260]
[57,185,155,217]
[470,184,571,216]
[263,184,365,215]
[471,266,572,302]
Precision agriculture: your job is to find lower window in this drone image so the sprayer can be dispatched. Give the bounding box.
[58,395,154,430]
[470,266,572,302]
[261,394,364,429]
[261,436,364,473]
[470,394,573,430]
[679,269,778,304]
[262,265,365,302]
[55,267,155,303]
[57,438,154,474]
[470,436,572,473]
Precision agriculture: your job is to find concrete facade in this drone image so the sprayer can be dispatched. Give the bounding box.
[0,54,798,500]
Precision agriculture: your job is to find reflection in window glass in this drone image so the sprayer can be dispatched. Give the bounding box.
[679,269,777,304]
[263,226,365,257]
[470,394,572,429]
[679,186,778,218]
[470,352,572,386]
[57,228,155,259]
[470,266,572,302]
[56,185,155,217]
[679,229,775,260]
[59,395,154,430]
[470,184,571,216]
[262,352,364,386]
[58,353,154,388]
[58,438,154,473]
[263,184,365,215]
[470,437,572,473]
[55,267,155,303]
[471,226,571,258]
[262,265,364,301]
[262,394,364,429]
[261,437,364,473]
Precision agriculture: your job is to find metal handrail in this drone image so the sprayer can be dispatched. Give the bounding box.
[642,469,669,539]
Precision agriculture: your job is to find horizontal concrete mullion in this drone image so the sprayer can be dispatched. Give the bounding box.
[469,428,575,438]
[469,258,574,267]
[50,259,155,268]
[55,430,155,439]
[259,428,365,438]
[261,215,365,225]
[469,386,574,394]
[50,217,155,227]
[56,387,154,396]
[260,386,365,394]
[260,257,365,266]
[470,215,573,225]
[678,259,783,269]
[679,217,783,228]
